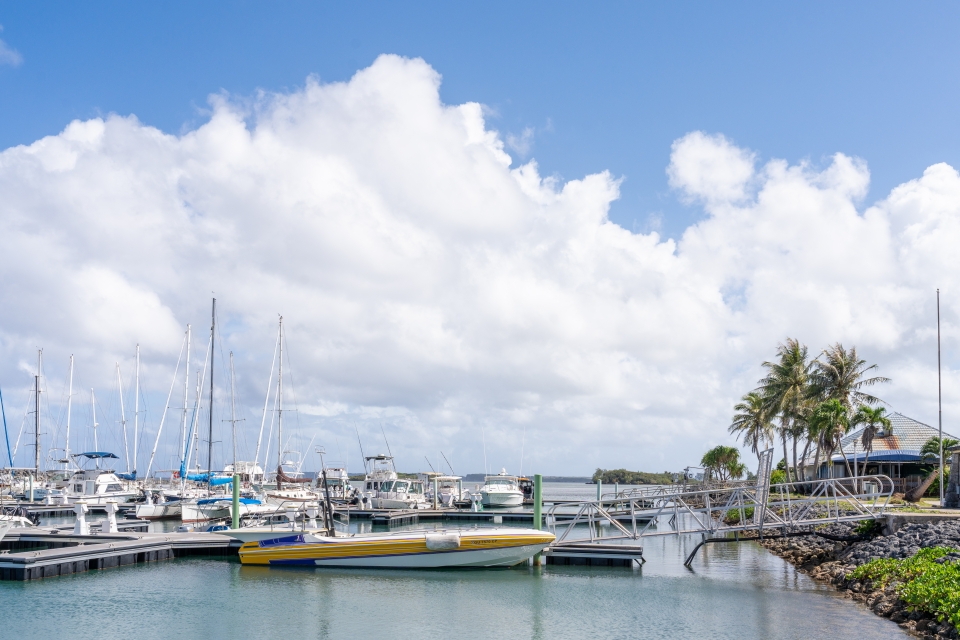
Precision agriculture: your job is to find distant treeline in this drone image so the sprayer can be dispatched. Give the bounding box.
[591,469,677,485]
[461,474,591,482]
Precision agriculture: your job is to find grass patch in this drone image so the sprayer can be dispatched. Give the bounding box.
[852,547,960,626]
[724,506,754,524]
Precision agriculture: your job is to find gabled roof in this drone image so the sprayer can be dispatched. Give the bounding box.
[810,413,956,463]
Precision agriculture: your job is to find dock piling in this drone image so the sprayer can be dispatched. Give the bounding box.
[534,473,543,566]
[73,501,89,536]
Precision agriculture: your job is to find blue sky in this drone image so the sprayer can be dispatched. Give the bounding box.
[2,2,959,239]
[2,3,960,474]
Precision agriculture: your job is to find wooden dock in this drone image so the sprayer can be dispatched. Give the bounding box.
[0,529,240,581]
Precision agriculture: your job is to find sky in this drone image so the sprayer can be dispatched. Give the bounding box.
[1,3,960,476]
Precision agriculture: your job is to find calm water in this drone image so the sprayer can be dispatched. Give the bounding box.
[3,483,905,639]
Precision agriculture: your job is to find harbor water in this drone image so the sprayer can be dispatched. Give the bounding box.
[2,483,905,639]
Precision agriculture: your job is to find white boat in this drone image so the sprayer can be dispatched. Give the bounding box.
[238,527,555,568]
[423,474,464,508]
[63,461,139,505]
[480,470,524,507]
[361,454,427,509]
[317,464,358,503]
[180,495,270,523]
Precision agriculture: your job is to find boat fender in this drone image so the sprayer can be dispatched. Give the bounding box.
[425,533,460,550]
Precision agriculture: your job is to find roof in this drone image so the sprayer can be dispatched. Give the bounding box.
[825,412,957,463]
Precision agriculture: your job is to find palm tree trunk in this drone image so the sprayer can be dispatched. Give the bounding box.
[782,433,792,484]
[798,439,812,482]
[861,448,871,477]
[837,439,854,479]
[792,436,798,481]
[812,439,821,480]
[905,466,940,502]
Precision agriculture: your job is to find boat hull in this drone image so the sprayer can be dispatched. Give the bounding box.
[239,528,554,568]
[480,491,524,507]
[134,503,182,520]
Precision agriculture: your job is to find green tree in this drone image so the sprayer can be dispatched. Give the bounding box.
[701,445,747,483]
[759,338,814,484]
[921,436,960,464]
[851,404,891,476]
[809,398,852,478]
[729,391,775,464]
[811,343,890,409]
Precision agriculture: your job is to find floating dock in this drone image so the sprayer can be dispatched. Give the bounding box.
[544,543,645,567]
[0,528,239,581]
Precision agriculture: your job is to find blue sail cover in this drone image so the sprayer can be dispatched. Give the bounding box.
[115,471,136,480]
[183,472,234,486]
[74,452,120,459]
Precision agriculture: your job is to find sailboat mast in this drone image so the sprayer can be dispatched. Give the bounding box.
[181,325,191,463]
[134,344,140,477]
[277,316,284,472]
[230,351,237,468]
[91,389,99,469]
[117,363,129,473]
[65,355,73,469]
[207,298,215,489]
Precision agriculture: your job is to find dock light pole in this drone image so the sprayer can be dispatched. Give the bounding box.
[938,289,944,507]
[533,473,543,566]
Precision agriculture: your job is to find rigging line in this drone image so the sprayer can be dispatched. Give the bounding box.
[1,387,11,466]
[355,423,366,473]
[144,330,187,479]
[519,422,526,478]
[254,321,281,470]
[182,332,212,475]
[262,371,281,477]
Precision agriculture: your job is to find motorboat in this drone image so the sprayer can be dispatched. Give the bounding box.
[359,454,424,509]
[238,527,555,568]
[480,470,524,507]
[63,455,139,505]
[222,461,265,485]
[423,474,464,508]
[316,465,358,503]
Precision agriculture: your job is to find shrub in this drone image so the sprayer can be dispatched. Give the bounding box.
[852,547,960,626]
[770,469,786,485]
[724,506,755,524]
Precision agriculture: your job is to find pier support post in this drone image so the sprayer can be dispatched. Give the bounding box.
[533,473,543,566]
[597,479,602,502]
[231,474,239,529]
[73,500,89,535]
[433,476,439,510]
[104,499,119,533]
[28,475,33,502]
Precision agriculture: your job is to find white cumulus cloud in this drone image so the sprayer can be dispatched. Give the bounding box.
[0,54,958,476]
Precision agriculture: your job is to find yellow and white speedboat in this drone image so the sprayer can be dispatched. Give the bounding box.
[238,527,554,568]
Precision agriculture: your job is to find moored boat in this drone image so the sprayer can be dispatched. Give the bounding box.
[480,470,524,507]
[238,527,554,568]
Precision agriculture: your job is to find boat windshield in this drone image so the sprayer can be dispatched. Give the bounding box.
[410,482,423,494]
[394,481,409,492]
[380,481,394,492]
[486,478,517,488]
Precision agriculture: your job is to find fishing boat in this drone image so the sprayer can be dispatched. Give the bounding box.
[360,454,427,509]
[238,527,555,568]
[480,470,524,507]
[424,474,464,508]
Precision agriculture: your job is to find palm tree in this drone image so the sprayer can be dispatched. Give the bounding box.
[905,436,960,502]
[729,392,775,464]
[759,339,814,483]
[851,405,891,476]
[701,445,747,483]
[809,399,852,478]
[811,343,890,409]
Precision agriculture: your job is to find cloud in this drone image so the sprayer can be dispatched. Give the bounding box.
[0,27,22,67]
[0,54,958,475]
[506,127,535,157]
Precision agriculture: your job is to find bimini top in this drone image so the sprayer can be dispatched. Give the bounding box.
[72,452,119,460]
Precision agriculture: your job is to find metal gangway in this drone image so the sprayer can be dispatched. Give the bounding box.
[544,449,894,566]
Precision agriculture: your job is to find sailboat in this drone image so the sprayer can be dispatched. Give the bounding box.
[264,317,316,503]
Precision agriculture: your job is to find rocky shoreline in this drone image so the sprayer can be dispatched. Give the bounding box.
[761,519,960,638]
